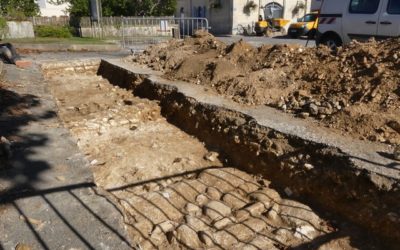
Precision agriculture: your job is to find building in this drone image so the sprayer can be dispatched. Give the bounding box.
[36,0,69,17]
[176,0,319,35]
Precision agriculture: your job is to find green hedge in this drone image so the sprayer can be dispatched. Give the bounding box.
[0,17,7,38]
[34,25,72,38]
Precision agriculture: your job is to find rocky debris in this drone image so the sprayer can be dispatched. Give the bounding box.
[212,230,239,248]
[266,203,281,222]
[185,203,201,216]
[151,220,177,242]
[205,186,222,200]
[0,136,11,170]
[115,168,352,249]
[195,194,209,206]
[245,236,278,250]
[213,217,235,230]
[394,145,400,160]
[243,202,268,217]
[222,191,249,209]
[184,215,210,232]
[203,200,232,221]
[248,188,281,206]
[128,35,400,145]
[238,182,260,194]
[111,168,346,249]
[198,230,214,246]
[204,151,219,162]
[174,224,202,248]
[279,200,323,231]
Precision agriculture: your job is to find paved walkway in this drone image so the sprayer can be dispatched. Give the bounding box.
[0,63,131,249]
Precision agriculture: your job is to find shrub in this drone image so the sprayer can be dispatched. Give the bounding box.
[34,25,72,38]
[0,17,7,38]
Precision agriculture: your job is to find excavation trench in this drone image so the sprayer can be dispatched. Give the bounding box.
[41,60,398,249]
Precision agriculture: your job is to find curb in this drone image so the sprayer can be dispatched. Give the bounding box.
[14,43,122,52]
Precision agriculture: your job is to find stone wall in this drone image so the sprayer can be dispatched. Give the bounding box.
[6,21,35,38]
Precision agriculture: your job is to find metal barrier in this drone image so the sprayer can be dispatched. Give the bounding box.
[121,17,209,49]
[78,16,209,50]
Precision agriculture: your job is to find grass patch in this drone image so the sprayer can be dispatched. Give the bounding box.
[35,25,72,38]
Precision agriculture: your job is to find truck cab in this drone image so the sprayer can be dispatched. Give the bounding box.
[288,12,319,38]
[317,0,400,49]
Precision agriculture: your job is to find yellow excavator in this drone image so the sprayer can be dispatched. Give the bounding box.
[255,15,290,36]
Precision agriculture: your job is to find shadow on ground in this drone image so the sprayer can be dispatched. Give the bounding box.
[105,166,382,250]
[0,66,132,249]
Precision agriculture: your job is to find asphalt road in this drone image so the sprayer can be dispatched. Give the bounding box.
[216,35,316,47]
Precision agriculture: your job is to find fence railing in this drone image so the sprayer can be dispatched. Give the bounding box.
[30,16,70,26]
[78,16,209,49]
[121,17,209,48]
[27,16,209,49]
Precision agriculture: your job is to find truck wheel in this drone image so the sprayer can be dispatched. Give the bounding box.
[307,29,316,39]
[321,34,342,50]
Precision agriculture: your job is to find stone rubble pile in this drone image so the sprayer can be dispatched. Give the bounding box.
[124,168,338,249]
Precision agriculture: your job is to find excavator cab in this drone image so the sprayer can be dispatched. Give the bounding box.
[255,15,269,36]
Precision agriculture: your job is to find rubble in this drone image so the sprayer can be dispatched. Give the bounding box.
[394,145,400,160]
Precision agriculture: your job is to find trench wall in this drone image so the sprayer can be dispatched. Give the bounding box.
[96,59,400,248]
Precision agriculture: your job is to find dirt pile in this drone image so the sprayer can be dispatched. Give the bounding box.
[128,34,400,145]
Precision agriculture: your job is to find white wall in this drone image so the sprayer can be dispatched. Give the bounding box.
[6,21,35,38]
[232,0,259,35]
[36,0,69,17]
[260,0,312,21]
[176,0,233,34]
[176,0,209,18]
[175,0,314,35]
[209,0,233,34]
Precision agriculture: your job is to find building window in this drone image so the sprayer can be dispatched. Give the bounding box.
[349,0,380,14]
[388,0,400,14]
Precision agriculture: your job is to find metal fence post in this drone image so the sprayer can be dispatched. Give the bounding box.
[121,16,125,48]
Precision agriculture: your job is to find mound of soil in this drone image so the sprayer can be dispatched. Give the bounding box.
[128,33,400,145]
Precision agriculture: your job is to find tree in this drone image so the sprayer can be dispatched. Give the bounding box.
[0,0,40,19]
[50,0,177,17]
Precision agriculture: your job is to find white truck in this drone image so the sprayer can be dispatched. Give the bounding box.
[316,0,400,48]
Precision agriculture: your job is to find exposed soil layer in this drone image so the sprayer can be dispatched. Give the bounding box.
[41,61,384,249]
[99,59,399,249]
[126,33,400,146]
